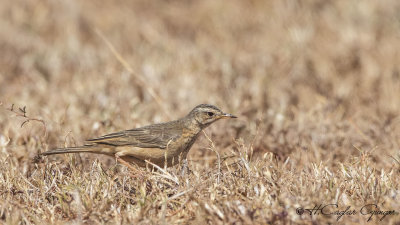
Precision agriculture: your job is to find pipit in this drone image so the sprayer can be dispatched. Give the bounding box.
[41,104,236,170]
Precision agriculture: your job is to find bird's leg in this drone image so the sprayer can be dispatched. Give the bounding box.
[115,153,143,178]
[180,158,191,177]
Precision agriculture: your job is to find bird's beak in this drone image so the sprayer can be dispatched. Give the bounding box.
[221,113,237,119]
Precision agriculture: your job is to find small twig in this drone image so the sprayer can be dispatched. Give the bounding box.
[19,106,27,116]
[4,103,47,138]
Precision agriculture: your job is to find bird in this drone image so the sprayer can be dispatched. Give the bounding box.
[41,104,237,170]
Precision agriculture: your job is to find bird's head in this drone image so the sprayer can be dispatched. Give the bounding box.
[188,104,237,128]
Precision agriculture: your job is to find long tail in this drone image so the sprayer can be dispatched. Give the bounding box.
[41,145,103,156]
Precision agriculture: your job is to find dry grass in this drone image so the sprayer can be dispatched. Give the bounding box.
[1,0,400,224]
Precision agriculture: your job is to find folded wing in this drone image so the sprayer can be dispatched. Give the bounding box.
[86,122,182,149]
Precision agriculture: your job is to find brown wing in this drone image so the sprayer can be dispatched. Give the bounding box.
[86,122,182,149]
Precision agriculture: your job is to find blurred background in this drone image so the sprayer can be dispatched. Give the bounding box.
[0,0,399,168]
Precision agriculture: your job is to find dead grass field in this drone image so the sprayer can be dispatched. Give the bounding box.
[1,0,400,224]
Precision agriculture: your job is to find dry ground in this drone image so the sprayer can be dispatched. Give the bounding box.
[1,0,400,224]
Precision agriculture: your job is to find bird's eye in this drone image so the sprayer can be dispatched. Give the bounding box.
[207,112,214,117]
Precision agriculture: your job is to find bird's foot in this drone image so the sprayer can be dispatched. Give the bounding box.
[180,159,192,177]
